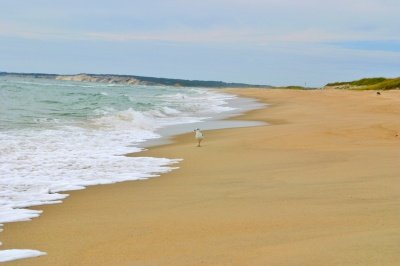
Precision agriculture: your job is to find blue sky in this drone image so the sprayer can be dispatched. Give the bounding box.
[0,0,399,86]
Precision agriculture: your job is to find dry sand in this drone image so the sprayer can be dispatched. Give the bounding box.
[3,88,400,265]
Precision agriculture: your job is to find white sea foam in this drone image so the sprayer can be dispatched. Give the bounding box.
[0,85,237,262]
[0,249,46,262]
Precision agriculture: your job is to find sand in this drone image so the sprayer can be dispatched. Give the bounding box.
[3,88,400,265]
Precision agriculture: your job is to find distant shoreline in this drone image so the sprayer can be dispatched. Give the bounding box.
[0,71,271,88]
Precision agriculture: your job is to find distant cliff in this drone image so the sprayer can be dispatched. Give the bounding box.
[0,72,270,88]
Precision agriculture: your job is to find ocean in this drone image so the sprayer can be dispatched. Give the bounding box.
[0,76,262,262]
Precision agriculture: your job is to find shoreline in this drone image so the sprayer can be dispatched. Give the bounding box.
[3,88,400,265]
[137,91,265,149]
[0,88,266,264]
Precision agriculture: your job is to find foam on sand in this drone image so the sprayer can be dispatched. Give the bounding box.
[0,249,46,262]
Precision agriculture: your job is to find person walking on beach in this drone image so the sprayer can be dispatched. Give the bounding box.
[194,128,204,147]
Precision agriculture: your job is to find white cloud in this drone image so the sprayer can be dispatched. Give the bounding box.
[1,0,399,46]
[1,21,398,47]
[0,0,399,47]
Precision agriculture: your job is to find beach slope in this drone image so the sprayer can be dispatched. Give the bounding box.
[3,88,400,265]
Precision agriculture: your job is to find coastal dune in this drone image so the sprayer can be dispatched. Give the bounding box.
[3,88,400,265]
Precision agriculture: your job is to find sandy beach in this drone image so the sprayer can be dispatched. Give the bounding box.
[3,88,400,265]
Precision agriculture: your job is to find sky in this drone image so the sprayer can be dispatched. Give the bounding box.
[0,0,399,87]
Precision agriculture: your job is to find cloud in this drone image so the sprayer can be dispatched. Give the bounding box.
[1,15,398,46]
[1,0,399,48]
[331,40,400,53]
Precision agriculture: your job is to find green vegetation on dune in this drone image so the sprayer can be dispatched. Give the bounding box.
[327,77,387,87]
[364,78,400,90]
[326,77,400,90]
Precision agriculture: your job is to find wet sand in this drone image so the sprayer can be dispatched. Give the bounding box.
[3,88,400,265]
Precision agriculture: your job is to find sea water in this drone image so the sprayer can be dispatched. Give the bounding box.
[0,76,261,262]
